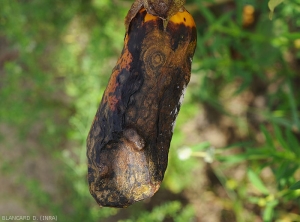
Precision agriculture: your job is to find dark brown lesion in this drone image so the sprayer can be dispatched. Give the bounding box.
[87,7,196,208]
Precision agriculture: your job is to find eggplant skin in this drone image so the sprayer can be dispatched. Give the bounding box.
[87,8,197,208]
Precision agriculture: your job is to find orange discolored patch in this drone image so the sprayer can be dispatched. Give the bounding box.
[124,34,129,46]
[144,12,158,23]
[169,10,196,28]
[103,42,133,111]
[108,95,119,111]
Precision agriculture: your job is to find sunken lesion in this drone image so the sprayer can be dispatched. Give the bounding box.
[123,128,145,151]
[88,127,160,208]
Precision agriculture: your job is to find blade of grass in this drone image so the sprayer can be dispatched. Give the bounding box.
[248,169,269,195]
[289,180,300,190]
[260,125,276,150]
[285,81,300,132]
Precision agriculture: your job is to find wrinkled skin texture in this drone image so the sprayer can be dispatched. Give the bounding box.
[125,0,186,31]
[87,6,197,208]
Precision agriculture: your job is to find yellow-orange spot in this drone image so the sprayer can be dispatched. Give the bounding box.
[144,12,159,23]
[169,10,196,28]
[124,34,129,46]
[140,8,159,23]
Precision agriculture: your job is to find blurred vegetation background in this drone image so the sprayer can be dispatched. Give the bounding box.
[0,0,300,221]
